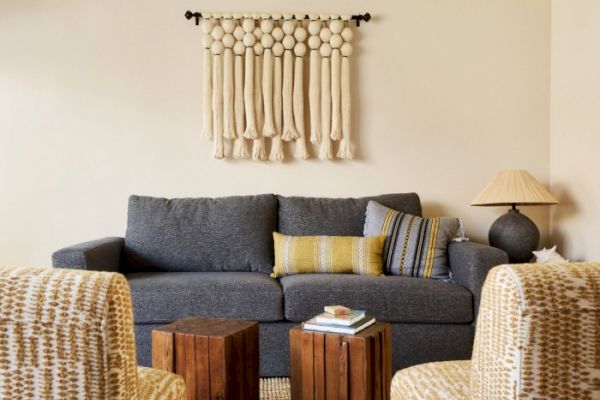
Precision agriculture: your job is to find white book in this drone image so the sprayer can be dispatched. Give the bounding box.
[314,310,366,326]
[303,316,376,335]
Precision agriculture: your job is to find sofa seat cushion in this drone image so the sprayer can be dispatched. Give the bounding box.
[127,272,284,323]
[280,274,473,323]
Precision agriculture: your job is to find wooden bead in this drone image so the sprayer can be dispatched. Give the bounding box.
[340,42,353,57]
[260,19,274,33]
[272,42,284,57]
[211,25,225,40]
[223,33,235,48]
[253,43,264,55]
[308,20,321,35]
[242,19,255,33]
[294,26,307,42]
[200,19,214,34]
[261,34,274,49]
[233,25,245,40]
[341,27,354,42]
[308,35,321,50]
[329,19,343,34]
[282,20,296,35]
[272,27,284,41]
[282,35,295,50]
[233,41,245,55]
[222,19,236,33]
[319,43,332,57]
[211,40,224,55]
[243,32,256,47]
[294,42,306,57]
[203,34,214,49]
[330,34,342,49]
[319,27,332,43]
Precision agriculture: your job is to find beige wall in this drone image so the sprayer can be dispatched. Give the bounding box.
[550,0,600,261]
[0,0,551,266]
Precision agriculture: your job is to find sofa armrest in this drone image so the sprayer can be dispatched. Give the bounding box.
[52,237,124,272]
[448,241,508,323]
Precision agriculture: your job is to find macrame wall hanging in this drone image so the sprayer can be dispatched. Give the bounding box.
[186,11,372,161]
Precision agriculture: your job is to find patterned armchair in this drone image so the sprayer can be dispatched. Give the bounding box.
[391,262,600,399]
[0,267,185,399]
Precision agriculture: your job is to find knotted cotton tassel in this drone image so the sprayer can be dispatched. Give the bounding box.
[329,20,344,141]
[260,19,276,138]
[319,28,333,160]
[222,19,236,140]
[200,19,214,139]
[307,20,322,144]
[211,26,225,159]
[232,26,249,159]
[242,19,258,140]
[281,20,299,141]
[252,38,267,161]
[337,26,354,159]
[269,36,285,161]
[293,26,308,160]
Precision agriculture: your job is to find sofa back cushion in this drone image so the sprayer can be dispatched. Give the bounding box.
[124,194,277,273]
[277,193,422,236]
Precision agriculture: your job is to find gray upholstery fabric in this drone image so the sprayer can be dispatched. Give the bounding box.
[448,241,508,323]
[134,322,473,377]
[258,322,297,377]
[391,323,474,371]
[280,274,473,323]
[51,237,123,272]
[277,193,422,236]
[126,272,284,323]
[135,324,157,368]
[124,194,277,273]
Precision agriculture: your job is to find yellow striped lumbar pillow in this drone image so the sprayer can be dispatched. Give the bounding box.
[271,232,386,278]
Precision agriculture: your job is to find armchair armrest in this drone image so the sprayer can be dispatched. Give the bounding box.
[449,241,508,323]
[52,237,124,272]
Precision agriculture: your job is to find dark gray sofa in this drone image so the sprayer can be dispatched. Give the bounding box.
[52,193,507,377]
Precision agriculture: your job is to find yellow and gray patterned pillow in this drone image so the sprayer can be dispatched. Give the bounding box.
[363,201,459,279]
[271,232,386,278]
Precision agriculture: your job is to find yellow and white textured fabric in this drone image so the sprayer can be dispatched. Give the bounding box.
[391,262,600,400]
[391,360,471,400]
[271,232,385,277]
[138,367,186,400]
[0,266,185,400]
[472,262,600,399]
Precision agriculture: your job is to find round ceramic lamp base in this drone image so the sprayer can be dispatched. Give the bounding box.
[489,209,540,263]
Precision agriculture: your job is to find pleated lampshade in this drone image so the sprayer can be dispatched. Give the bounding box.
[471,169,559,206]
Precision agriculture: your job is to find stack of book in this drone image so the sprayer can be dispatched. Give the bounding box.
[303,305,376,335]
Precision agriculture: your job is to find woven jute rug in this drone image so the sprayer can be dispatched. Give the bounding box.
[260,377,291,400]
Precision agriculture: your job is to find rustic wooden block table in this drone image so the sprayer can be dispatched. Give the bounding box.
[290,322,392,400]
[152,317,259,400]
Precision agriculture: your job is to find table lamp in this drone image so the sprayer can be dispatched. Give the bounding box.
[471,169,559,263]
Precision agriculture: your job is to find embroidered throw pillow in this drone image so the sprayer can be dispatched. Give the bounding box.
[363,201,460,279]
[271,232,386,278]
